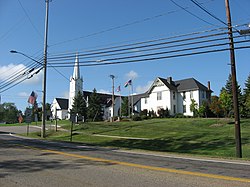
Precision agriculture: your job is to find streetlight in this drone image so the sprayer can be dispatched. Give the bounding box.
[10,50,43,65]
[10,50,46,137]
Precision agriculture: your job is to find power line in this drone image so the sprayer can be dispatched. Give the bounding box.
[17,0,43,40]
[47,41,250,67]
[48,32,247,64]
[190,0,240,33]
[48,27,230,59]
[49,0,215,48]
[170,0,218,27]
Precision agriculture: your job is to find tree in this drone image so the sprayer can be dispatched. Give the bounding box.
[220,74,243,117]
[219,88,231,117]
[198,103,206,118]
[209,96,223,117]
[121,97,129,116]
[243,73,250,117]
[0,103,19,124]
[190,99,198,117]
[87,88,103,121]
[71,91,87,121]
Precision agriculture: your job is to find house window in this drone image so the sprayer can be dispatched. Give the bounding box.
[190,91,193,99]
[183,92,186,100]
[173,91,176,100]
[145,98,147,104]
[183,105,186,113]
[157,92,162,100]
[173,105,176,114]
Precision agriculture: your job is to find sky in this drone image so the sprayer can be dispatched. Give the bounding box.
[0,0,250,112]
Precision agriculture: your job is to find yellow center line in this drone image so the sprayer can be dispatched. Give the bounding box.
[22,144,250,183]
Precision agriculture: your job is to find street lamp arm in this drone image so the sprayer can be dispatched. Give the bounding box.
[10,50,43,65]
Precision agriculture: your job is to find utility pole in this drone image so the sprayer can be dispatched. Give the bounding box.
[110,75,115,122]
[41,0,50,138]
[225,0,242,158]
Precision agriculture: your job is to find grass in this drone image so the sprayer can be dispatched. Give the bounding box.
[23,118,250,159]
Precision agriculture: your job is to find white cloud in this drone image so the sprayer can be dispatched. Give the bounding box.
[136,80,153,93]
[98,89,111,94]
[125,70,138,80]
[17,92,29,97]
[0,63,43,85]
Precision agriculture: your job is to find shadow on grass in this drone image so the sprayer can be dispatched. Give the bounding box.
[95,134,245,155]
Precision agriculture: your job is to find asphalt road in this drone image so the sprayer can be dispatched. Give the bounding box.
[0,126,250,187]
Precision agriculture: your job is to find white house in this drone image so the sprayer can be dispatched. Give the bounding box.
[140,77,212,116]
[51,98,69,120]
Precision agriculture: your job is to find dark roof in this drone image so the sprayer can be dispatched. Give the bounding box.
[133,93,148,105]
[55,98,68,110]
[174,78,210,92]
[83,91,120,107]
[158,77,178,91]
[147,77,211,93]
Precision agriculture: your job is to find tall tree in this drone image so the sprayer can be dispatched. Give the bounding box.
[121,97,129,116]
[71,91,87,121]
[87,88,103,121]
[243,73,250,117]
[220,74,243,117]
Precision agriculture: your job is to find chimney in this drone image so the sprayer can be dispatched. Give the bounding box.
[167,77,172,84]
[207,81,211,91]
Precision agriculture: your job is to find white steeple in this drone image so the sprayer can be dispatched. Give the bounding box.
[68,54,83,111]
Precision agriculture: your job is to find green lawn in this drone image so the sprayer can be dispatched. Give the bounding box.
[25,118,250,159]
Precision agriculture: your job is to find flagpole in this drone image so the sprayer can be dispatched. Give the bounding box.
[131,82,134,117]
[119,86,122,117]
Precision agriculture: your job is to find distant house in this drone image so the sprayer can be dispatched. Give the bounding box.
[140,77,212,116]
[51,98,69,120]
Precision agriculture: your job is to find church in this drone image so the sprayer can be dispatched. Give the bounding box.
[51,55,122,120]
[51,55,212,120]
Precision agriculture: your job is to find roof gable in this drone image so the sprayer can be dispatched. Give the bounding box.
[55,98,68,110]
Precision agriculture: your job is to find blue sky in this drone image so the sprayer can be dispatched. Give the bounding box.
[0,0,250,112]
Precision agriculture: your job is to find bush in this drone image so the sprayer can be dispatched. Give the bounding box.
[174,113,185,118]
[140,109,148,116]
[141,115,149,120]
[132,115,142,121]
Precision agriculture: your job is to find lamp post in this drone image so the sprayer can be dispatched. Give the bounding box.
[10,0,50,138]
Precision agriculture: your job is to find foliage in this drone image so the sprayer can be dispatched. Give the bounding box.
[71,91,87,121]
[157,108,170,118]
[140,109,148,116]
[209,96,223,117]
[243,74,250,117]
[0,102,19,124]
[87,88,103,121]
[148,110,157,118]
[219,74,243,117]
[190,99,198,117]
[121,97,129,116]
[132,115,142,121]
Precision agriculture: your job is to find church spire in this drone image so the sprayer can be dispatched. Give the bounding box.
[73,54,80,79]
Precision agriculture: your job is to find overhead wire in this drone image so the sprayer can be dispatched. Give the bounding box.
[170,0,219,27]
[17,0,43,40]
[48,0,216,49]
[190,0,241,33]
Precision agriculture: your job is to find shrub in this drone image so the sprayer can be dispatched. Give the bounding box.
[132,115,142,121]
